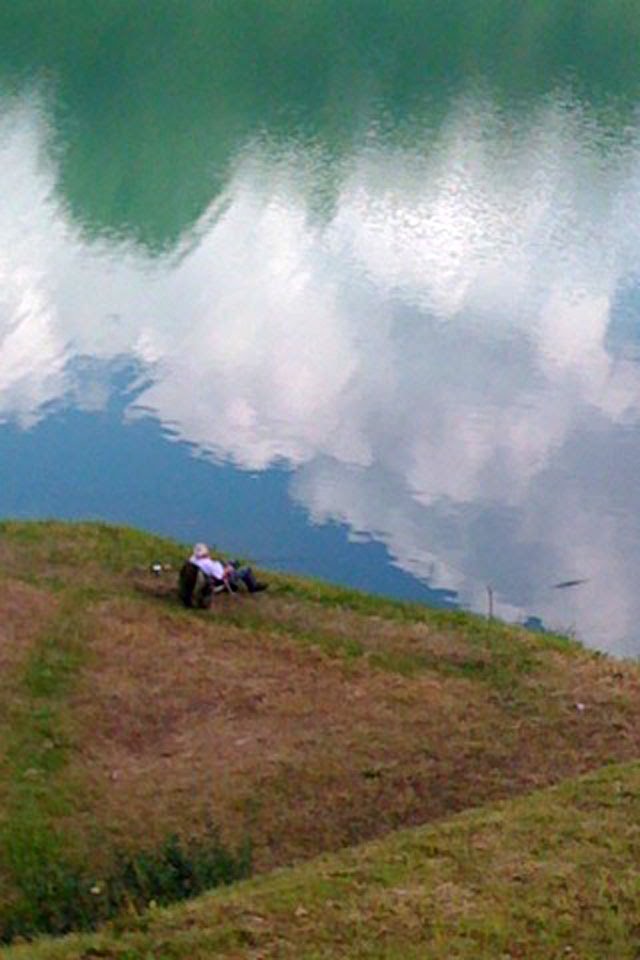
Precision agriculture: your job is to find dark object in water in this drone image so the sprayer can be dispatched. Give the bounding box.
[552,578,589,590]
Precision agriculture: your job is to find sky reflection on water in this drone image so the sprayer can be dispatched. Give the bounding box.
[2,88,640,655]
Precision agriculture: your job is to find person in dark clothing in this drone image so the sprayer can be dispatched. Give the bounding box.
[221,559,268,593]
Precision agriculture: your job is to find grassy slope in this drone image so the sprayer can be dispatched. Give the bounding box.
[4,760,640,959]
[0,520,639,952]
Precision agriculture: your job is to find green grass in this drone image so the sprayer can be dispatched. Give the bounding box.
[3,761,639,959]
[0,596,91,933]
[0,518,582,660]
[0,520,189,575]
[274,575,580,651]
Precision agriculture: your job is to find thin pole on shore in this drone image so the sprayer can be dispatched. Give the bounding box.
[487,586,494,621]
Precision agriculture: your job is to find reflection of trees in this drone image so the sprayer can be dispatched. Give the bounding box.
[0,0,639,250]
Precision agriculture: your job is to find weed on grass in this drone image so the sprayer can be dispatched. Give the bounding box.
[0,823,251,942]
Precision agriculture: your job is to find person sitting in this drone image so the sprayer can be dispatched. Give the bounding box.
[178,543,267,608]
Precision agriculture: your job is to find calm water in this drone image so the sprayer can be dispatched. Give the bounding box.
[2,2,640,654]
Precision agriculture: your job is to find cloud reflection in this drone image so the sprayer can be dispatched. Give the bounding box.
[3,93,640,653]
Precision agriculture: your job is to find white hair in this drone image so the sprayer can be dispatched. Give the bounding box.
[193,542,210,558]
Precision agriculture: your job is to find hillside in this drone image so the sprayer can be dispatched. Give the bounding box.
[4,760,639,959]
[0,520,639,950]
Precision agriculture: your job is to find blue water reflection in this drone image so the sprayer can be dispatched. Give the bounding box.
[2,85,640,654]
[0,365,453,607]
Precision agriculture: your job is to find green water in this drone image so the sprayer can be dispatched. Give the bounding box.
[2,1,640,654]
[1,1,640,247]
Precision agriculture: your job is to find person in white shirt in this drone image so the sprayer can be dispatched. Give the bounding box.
[190,543,227,581]
[186,543,267,603]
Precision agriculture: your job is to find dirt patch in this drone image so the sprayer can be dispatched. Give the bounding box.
[67,596,640,874]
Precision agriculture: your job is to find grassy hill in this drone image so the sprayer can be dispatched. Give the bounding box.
[3,759,639,959]
[0,520,639,954]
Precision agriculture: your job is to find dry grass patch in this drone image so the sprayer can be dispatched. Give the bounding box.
[516,650,640,771]
[195,591,504,679]
[70,597,488,867]
[0,580,56,677]
[63,588,640,878]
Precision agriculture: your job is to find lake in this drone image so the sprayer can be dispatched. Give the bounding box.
[2,1,640,655]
